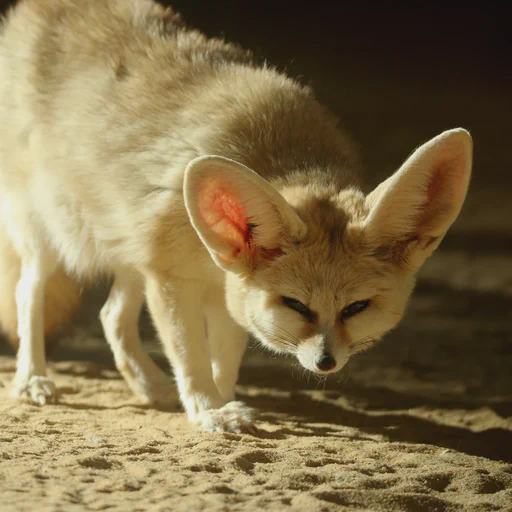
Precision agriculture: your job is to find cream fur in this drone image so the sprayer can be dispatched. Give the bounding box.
[0,0,472,432]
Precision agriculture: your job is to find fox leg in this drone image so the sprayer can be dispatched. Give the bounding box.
[145,275,253,432]
[100,271,176,406]
[11,249,57,405]
[205,289,248,402]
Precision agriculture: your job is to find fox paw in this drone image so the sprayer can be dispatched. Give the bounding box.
[193,401,256,433]
[12,376,58,406]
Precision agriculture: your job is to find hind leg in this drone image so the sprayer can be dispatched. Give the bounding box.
[100,270,177,406]
[11,249,58,405]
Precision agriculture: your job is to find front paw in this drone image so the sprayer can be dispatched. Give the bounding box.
[193,401,255,433]
[11,375,58,405]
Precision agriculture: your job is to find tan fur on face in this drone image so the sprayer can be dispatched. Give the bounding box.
[225,184,412,369]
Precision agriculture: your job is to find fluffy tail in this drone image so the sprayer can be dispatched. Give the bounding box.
[0,225,82,354]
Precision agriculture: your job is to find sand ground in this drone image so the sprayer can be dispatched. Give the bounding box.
[1,244,512,512]
[1,2,511,511]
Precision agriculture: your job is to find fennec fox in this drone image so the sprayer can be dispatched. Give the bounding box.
[0,0,472,432]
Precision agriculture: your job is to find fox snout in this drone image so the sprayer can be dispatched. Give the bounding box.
[296,334,349,375]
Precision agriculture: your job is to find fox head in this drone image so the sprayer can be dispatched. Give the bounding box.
[184,129,472,374]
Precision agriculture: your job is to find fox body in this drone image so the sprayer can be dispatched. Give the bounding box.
[0,0,472,431]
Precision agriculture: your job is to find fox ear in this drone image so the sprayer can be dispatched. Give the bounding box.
[184,155,307,274]
[364,128,473,268]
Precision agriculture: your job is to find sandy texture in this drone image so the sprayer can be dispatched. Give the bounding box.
[1,2,511,511]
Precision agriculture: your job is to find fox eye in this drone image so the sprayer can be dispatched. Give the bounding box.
[281,296,314,321]
[341,300,370,320]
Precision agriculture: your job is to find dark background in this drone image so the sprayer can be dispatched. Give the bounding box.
[170,1,511,89]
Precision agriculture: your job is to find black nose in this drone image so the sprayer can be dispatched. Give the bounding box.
[316,353,336,372]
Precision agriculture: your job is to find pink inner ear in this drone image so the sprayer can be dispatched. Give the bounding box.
[198,177,253,260]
